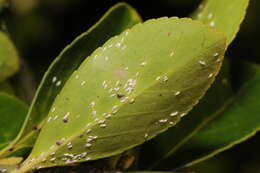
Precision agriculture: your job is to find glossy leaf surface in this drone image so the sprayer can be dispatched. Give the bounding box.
[16,17,226,173]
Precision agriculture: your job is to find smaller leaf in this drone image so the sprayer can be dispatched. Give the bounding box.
[0,32,19,82]
[0,93,27,151]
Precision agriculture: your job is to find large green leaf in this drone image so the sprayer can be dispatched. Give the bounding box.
[139,0,250,169]
[0,32,19,82]
[192,0,250,45]
[14,17,226,173]
[0,93,27,151]
[165,61,260,168]
[0,2,142,157]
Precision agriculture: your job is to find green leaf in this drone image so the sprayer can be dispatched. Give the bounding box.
[166,61,260,168]
[15,17,226,173]
[192,0,250,45]
[0,2,142,157]
[0,93,27,151]
[0,32,19,82]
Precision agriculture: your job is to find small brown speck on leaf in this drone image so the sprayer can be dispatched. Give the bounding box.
[56,140,63,146]
[117,93,125,99]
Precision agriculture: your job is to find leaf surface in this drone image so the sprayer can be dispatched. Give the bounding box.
[0,32,19,82]
[0,93,27,151]
[0,2,142,157]
[16,17,226,172]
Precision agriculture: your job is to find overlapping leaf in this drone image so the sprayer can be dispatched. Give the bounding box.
[0,3,142,157]
[14,17,226,173]
[0,93,27,151]
[0,32,19,82]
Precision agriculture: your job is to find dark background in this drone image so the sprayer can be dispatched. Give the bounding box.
[1,0,259,172]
